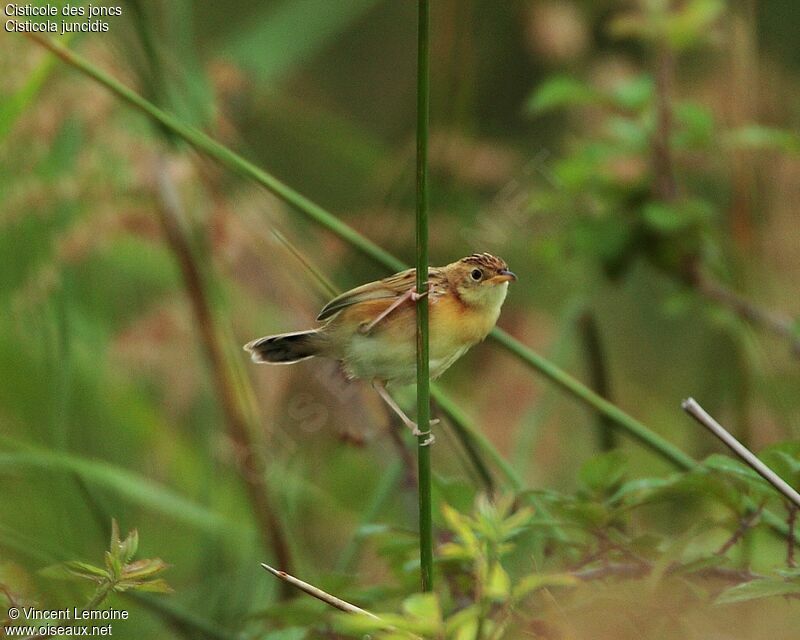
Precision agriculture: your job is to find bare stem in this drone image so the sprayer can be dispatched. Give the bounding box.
[260,563,379,617]
[682,398,800,509]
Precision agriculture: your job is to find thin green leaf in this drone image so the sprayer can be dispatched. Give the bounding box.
[512,573,579,601]
[0,438,239,536]
[716,577,800,604]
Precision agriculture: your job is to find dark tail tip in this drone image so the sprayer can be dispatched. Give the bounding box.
[244,330,320,364]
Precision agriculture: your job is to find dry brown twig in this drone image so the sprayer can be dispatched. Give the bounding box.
[716,500,766,556]
[260,563,379,618]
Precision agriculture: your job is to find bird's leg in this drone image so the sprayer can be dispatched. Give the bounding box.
[360,283,430,335]
[372,381,437,445]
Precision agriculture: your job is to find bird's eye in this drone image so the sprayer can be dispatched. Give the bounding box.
[470,269,483,281]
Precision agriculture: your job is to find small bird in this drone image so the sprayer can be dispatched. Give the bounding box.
[245,253,516,442]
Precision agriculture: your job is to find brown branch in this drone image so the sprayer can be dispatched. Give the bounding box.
[716,501,765,556]
[692,271,800,357]
[572,561,760,585]
[153,154,293,587]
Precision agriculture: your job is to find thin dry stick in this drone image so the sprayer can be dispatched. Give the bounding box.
[154,154,293,581]
[682,398,800,509]
[260,563,379,618]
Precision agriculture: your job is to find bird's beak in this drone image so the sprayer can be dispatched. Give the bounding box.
[495,269,517,283]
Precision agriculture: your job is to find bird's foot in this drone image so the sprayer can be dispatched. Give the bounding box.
[373,381,438,444]
[410,419,438,445]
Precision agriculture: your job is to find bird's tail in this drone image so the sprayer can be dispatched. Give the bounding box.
[244,330,323,364]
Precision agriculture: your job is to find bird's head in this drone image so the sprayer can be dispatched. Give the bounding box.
[446,253,516,310]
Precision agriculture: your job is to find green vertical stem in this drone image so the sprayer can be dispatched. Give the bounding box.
[415,0,434,592]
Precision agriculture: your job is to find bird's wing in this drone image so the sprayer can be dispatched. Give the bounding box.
[317,267,443,321]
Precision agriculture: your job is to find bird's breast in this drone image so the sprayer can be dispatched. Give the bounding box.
[326,286,502,385]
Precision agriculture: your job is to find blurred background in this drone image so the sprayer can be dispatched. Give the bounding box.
[2,1,800,638]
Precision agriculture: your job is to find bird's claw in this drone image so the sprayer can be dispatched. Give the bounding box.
[409,286,430,302]
[411,428,435,446]
[411,419,438,446]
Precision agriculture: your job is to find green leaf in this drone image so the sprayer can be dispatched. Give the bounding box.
[608,476,678,505]
[401,592,441,625]
[610,75,654,111]
[121,578,173,594]
[445,604,480,639]
[500,506,535,541]
[441,503,479,552]
[40,561,107,583]
[105,550,122,581]
[527,76,598,114]
[438,542,473,562]
[110,519,121,553]
[674,102,715,148]
[606,116,649,149]
[579,450,627,493]
[716,577,800,604]
[758,444,800,485]
[512,573,579,601]
[703,454,772,495]
[120,529,139,563]
[330,612,389,635]
[642,199,712,234]
[666,0,725,50]
[122,558,169,581]
[485,563,511,601]
[63,561,109,582]
[672,555,726,576]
